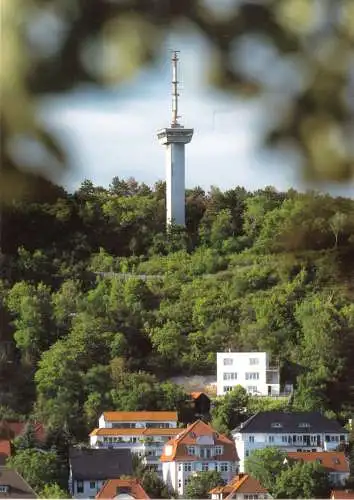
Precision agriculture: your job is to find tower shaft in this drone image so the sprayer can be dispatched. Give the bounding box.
[157,51,193,227]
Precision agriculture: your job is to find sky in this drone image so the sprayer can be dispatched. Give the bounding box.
[38,25,353,196]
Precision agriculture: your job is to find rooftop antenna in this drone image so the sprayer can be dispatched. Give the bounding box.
[171,50,181,127]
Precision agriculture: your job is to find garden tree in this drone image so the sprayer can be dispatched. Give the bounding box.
[39,484,68,499]
[211,386,249,434]
[140,470,171,499]
[273,460,331,499]
[245,448,287,493]
[6,281,55,362]
[185,471,225,499]
[6,449,66,493]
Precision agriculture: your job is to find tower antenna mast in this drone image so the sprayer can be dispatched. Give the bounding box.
[171,50,180,127]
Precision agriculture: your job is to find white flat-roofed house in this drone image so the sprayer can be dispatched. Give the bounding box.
[232,411,349,472]
[98,411,178,429]
[161,420,239,497]
[217,352,281,397]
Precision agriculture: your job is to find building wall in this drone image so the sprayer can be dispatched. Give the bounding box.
[72,479,105,499]
[233,432,349,472]
[217,352,280,397]
[163,460,238,496]
[166,143,185,226]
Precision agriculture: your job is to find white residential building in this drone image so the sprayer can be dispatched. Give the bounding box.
[91,411,180,476]
[217,352,282,397]
[161,420,239,497]
[232,411,349,472]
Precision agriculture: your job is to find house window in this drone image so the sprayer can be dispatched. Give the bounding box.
[184,463,192,472]
[340,435,345,441]
[178,480,182,488]
[223,358,233,365]
[187,446,195,455]
[77,481,84,494]
[90,481,96,489]
[271,423,283,429]
[245,372,259,380]
[184,478,189,486]
[202,463,209,471]
[223,386,233,393]
[178,464,182,471]
[215,446,223,455]
[223,372,237,380]
[220,463,228,472]
[298,423,310,428]
[249,436,255,443]
[0,487,9,493]
[282,436,288,443]
[245,495,259,500]
[249,358,259,365]
[246,450,250,457]
[269,436,274,443]
[247,386,258,393]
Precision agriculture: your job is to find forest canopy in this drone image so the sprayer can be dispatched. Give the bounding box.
[0,178,354,439]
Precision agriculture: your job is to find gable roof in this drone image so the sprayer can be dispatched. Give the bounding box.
[210,473,268,498]
[69,448,133,481]
[101,412,178,422]
[233,412,348,434]
[160,419,238,462]
[0,442,11,466]
[287,452,349,473]
[331,490,354,499]
[96,478,150,499]
[90,428,181,437]
[0,421,46,442]
[0,466,37,498]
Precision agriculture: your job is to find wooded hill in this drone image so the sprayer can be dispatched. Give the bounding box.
[0,177,354,439]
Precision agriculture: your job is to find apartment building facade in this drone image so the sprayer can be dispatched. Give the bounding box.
[216,352,282,397]
[161,420,239,496]
[232,411,349,472]
[90,411,180,475]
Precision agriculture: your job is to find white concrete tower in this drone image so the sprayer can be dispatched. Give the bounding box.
[157,51,193,227]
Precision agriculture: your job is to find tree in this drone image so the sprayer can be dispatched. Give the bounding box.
[245,447,287,493]
[13,421,39,451]
[329,212,349,248]
[211,386,249,434]
[6,449,66,493]
[185,471,225,499]
[141,470,171,499]
[274,460,331,499]
[39,484,68,498]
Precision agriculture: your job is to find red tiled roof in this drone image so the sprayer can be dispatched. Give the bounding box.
[90,428,181,437]
[331,490,354,499]
[287,452,349,473]
[190,392,204,400]
[0,421,46,442]
[210,474,268,498]
[102,412,178,422]
[160,419,238,463]
[0,441,11,465]
[96,478,150,499]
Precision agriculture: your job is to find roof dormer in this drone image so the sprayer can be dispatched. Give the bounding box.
[271,422,283,429]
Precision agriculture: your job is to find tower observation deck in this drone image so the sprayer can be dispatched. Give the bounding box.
[157,51,194,227]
